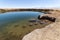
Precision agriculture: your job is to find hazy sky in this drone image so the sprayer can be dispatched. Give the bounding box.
[0,0,60,8]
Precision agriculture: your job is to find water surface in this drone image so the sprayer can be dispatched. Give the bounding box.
[0,11,43,26]
[0,11,44,40]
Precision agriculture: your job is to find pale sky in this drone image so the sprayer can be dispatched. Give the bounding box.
[0,0,60,8]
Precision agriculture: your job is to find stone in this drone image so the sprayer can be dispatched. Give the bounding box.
[38,15,56,22]
[29,19,37,23]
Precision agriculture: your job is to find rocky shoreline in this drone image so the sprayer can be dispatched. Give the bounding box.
[22,10,60,40]
[0,9,59,13]
[0,9,60,40]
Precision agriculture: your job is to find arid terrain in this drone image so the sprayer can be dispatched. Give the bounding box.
[0,8,59,13]
[22,9,60,40]
[0,9,60,40]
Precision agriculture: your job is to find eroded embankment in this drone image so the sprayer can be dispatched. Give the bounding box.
[22,11,60,40]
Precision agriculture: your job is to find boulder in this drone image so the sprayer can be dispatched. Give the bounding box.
[38,15,56,22]
[29,19,37,23]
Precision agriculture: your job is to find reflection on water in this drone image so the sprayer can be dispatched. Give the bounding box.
[0,11,43,29]
[0,11,43,25]
[0,11,44,40]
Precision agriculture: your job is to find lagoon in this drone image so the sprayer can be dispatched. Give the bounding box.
[0,11,44,40]
[0,11,43,26]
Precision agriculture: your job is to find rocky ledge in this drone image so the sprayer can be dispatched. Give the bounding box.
[22,10,60,40]
[22,22,60,40]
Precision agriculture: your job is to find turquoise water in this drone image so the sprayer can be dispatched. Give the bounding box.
[0,11,44,31]
[0,11,44,40]
[0,11,43,25]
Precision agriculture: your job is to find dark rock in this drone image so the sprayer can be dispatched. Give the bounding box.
[29,19,37,23]
[38,15,41,20]
[22,25,26,28]
[29,23,33,26]
[38,15,56,22]
[29,24,33,26]
[34,23,38,25]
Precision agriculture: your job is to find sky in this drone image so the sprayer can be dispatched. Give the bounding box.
[0,0,60,8]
